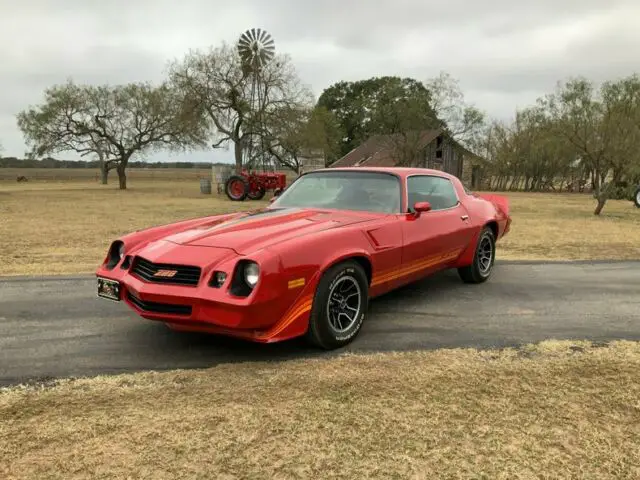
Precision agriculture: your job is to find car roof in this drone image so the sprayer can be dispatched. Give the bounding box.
[307,166,459,181]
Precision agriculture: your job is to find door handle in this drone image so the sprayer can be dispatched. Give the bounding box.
[461,215,469,221]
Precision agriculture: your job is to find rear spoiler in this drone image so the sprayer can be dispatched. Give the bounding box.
[475,193,510,216]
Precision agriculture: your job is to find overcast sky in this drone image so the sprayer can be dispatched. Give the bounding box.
[1,0,639,163]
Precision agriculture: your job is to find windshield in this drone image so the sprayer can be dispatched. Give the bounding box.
[272,171,401,213]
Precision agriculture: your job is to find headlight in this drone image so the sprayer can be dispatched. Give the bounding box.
[244,262,260,287]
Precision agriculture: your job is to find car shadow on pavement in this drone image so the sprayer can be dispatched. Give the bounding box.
[127,269,464,364]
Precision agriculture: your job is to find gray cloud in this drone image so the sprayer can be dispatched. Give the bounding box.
[1,0,639,161]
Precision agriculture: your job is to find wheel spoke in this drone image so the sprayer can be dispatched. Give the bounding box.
[478,236,493,275]
[325,276,362,333]
[330,309,342,330]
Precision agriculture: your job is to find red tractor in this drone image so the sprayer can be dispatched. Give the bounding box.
[224,169,287,201]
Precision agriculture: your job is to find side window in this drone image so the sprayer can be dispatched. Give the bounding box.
[407,176,459,211]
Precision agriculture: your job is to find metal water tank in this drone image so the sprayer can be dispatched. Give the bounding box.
[200,178,212,194]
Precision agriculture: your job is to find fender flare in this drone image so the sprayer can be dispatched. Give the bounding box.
[318,249,374,286]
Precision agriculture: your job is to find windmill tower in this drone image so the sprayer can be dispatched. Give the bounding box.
[237,28,275,171]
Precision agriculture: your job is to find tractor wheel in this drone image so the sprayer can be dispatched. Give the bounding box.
[248,186,266,200]
[273,188,283,197]
[225,175,248,201]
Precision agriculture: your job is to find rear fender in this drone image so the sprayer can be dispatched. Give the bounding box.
[454,227,482,268]
[476,193,510,217]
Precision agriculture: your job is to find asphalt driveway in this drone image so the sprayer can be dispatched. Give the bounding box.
[1,261,638,386]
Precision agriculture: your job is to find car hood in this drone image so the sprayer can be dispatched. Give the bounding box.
[161,207,378,254]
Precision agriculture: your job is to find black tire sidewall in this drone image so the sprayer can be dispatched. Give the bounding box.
[309,262,368,349]
[475,228,496,280]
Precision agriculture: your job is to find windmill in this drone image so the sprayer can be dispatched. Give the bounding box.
[237,28,275,171]
[222,28,287,202]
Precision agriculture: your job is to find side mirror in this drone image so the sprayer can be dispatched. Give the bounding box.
[413,201,432,214]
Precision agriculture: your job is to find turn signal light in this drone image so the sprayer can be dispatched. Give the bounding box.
[209,271,227,288]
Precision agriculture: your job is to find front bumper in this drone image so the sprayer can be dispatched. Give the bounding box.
[95,255,316,343]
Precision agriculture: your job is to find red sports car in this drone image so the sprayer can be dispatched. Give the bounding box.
[96,167,511,349]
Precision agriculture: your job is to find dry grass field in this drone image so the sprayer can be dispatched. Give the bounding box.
[0,166,212,182]
[1,170,638,276]
[0,174,269,276]
[498,190,640,261]
[2,340,639,479]
[2,171,640,478]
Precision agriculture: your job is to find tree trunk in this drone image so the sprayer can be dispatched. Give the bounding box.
[593,195,606,215]
[99,162,109,185]
[234,139,243,174]
[116,161,127,190]
[591,170,599,193]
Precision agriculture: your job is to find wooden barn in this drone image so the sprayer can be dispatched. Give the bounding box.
[328,128,486,189]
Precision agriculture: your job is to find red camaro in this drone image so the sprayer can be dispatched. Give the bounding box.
[96,167,511,349]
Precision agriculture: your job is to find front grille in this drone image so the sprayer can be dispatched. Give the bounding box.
[127,291,192,316]
[131,256,201,286]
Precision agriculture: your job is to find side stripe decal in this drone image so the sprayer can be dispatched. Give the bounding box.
[371,248,463,287]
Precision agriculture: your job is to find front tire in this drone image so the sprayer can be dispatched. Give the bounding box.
[458,226,496,284]
[305,261,368,350]
[248,186,266,200]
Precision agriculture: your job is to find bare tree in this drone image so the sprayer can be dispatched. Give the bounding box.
[17,80,205,189]
[542,76,640,214]
[168,43,312,174]
[262,105,341,173]
[425,71,486,152]
[482,75,640,212]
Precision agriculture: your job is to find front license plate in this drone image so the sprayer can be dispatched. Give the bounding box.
[97,277,121,301]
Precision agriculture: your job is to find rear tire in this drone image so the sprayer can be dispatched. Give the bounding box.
[458,226,496,284]
[305,261,368,350]
[225,175,248,201]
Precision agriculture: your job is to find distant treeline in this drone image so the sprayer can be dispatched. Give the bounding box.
[0,157,220,169]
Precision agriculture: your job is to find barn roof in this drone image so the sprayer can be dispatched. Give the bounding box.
[329,128,484,168]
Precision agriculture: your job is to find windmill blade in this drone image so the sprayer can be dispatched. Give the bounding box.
[263,45,275,57]
[237,28,276,70]
[239,31,252,46]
